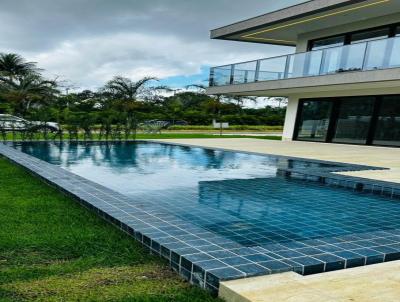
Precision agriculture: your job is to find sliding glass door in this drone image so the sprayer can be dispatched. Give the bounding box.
[373,96,400,146]
[295,95,400,147]
[332,97,375,145]
[295,100,332,142]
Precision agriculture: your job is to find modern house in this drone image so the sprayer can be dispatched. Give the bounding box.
[207,0,400,147]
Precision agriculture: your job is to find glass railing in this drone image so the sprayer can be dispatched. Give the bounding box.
[209,36,400,87]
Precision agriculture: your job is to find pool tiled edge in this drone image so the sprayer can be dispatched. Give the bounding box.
[2,142,400,296]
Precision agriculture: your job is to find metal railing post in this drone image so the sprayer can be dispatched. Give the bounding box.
[283,55,291,79]
[319,50,327,75]
[361,42,370,70]
[230,65,235,85]
[209,68,215,87]
[254,60,261,82]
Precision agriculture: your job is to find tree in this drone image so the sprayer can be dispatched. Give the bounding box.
[270,97,288,108]
[0,53,38,81]
[0,73,58,115]
[104,76,156,101]
[186,84,228,135]
[102,76,158,140]
[164,97,184,124]
[0,53,59,116]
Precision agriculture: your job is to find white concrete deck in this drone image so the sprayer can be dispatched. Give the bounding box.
[153,138,400,302]
[220,261,400,302]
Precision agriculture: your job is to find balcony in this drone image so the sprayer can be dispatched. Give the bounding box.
[209,36,400,92]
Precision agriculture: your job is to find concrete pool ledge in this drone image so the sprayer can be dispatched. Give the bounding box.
[219,260,400,302]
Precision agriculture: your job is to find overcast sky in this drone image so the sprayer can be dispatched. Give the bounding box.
[0,0,306,91]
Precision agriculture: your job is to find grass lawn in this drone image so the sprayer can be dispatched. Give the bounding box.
[0,158,223,302]
[136,133,281,140]
[167,125,283,132]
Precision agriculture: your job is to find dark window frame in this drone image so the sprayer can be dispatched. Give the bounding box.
[331,96,376,145]
[309,35,346,51]
[373,96,400,147]
[307,23,400,51]
[293,95,400,148]
[293,98,333,142]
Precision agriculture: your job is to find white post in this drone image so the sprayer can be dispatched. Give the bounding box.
[282,97,299,141]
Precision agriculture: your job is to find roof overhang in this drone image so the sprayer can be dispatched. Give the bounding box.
[211,0,398,46]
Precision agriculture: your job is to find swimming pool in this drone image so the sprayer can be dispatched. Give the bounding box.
[3,141,400,294]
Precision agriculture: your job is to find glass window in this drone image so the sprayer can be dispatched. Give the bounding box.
[373,96,400,146]
[396,26,400,36]
[258,56,288,81]
[287,51,323,78]
[341,43,366,71]
[320,43,366,75]
[212,66,231,86]
[311,36,345,51]
[320,47,342,74]
[351,28,389,44]
[333,97,375,144]
[363,38,391,70]
[233,61,257,84]
[388,37,400,68]
[296,100,332,142]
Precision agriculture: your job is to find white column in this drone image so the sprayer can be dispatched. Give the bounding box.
[282,97,299,141]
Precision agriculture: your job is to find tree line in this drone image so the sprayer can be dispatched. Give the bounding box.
[0,53,286,140]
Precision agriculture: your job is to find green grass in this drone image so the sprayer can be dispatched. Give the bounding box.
[0,158,223,302]
[167,125,283,131]
[3,132,282,141]
[137,133,282,140]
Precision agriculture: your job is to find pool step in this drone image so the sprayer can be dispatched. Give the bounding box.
[219,261,400,302]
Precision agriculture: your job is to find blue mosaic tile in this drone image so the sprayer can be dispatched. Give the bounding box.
[244,253,275,262]
[221,256,252,266]
[290,257,325,275]
[313,254,346,272]
[233,263,271,276]
[194,259,227,270]
[296,247,325,255]
[207,250,238,259]
[274,250,306,259]
[206,267,246,283]
[258,260,293,273]
[351,248,385,265]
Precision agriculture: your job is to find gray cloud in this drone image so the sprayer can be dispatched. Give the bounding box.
[0,0,305,89]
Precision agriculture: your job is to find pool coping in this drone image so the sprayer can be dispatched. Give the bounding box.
[2,140,400,296]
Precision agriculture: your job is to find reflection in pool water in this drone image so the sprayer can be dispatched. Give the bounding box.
[14,141,336,195]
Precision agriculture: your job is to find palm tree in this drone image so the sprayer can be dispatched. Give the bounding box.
[104,76,156,101]
[103,76,157,140]
[0,73,58,115]
[0,53,38,81]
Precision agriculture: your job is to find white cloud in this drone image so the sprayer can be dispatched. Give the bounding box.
[0,0,306,90]
[27,32,280,90]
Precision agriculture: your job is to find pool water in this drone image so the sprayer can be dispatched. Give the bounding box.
[14,141,341,195]
[10,141,400,291]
